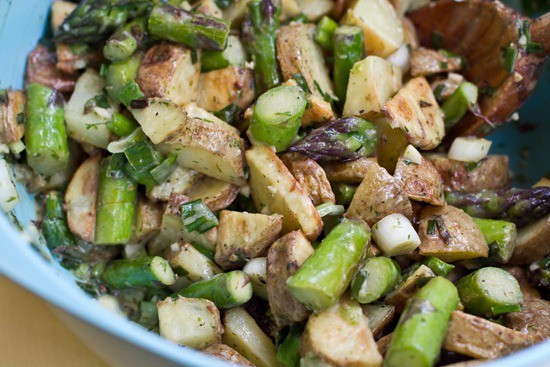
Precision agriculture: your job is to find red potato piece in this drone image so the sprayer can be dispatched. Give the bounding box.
[25,44,76,93]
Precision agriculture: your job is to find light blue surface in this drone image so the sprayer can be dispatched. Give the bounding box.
[0,0,548,367]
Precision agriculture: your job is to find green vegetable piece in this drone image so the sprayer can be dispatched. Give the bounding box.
[42,191,75,249]
[315,16,338,51]
[351,256,401,304]
[422,256,455,277]
[103,17,147,62]
[101,256,176,289]
[276,323,303,367]
[181,199,219,234]
[107,112,139,137]
[333,25,364,105]
[442,82,478,129]
[472,218,517,263]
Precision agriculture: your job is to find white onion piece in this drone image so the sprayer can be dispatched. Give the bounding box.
[243,257,268,300]
[372,213,420,256]
[0,159,19,212]
[448,137,492,162]
[402,144,423,164]
[386,44,410,73]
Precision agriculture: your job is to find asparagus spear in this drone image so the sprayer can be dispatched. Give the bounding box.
[456,267,523,317]
[529,256,550,297]
[472,218,517,263]
[104,17,147,62]
[351,256,401,304]
[95,154,138,245]
[315,16,338,51]
[276,323,303,367]
[384,277,459,367]
[289,117,377,162]
[24,83,69,177]
[148,4,230,51]
[249,85,307,151]
[105,51,143,101]
[107,112,139,137]
[42,191,76,249]
[101,256,176,289]
[201,35,246,72]
[175,271,253,309]
[442,82,478,129]
[333,182,357,206]
[287,219,370,311]
[55,0,151,44]
[445,187,550,227]
[422,256,455,277]
[333,26,364,105]
[242,0,282,93]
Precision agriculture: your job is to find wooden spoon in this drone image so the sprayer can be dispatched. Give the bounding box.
[409,0,549,138]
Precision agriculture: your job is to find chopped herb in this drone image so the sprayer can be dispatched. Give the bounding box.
[293,73,312,94]
[465,160,483,172]
[439,61,449,69]
[427,219,438,235]
[190,48,198,64]
[502,45,518,73]
[434,84,445,101]
[432,31,443,49]
[314,80,335,104]
[16,112,25,125]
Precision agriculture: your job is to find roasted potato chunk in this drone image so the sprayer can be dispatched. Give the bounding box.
[418,205,489,262]
[50,0,76,31]
[504,298,550,342]
[0,89,25,145]
[197,66,255,111]
[187,175,240,212]
[382,77,445,150]
[136,43,200,107]
[25,44,76,93]
[509,213,550,265]
[385,264,435,311]
[281,153,335,206]
[301,297,383,367]
[56,43,103,75]
[246,144,323,240]
[345,159,413,227]
[146,166,201,202]
[361,303,396,339]
[322,157,377,184]
[283,79,335,127]
[444,311,536,359]
[202,344,255,366]
[129,98,187,145]
[410,47,463,77]
[134,196,163,242]
[157,117,247,186]
[427,154,509,192]
[266,230,314,328]
[394,146,445,205]
[215,210,283,270]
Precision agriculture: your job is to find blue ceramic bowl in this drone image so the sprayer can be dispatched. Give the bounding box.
[0,1,548,366]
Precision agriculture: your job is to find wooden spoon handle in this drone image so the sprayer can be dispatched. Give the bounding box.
[531,12,550,55]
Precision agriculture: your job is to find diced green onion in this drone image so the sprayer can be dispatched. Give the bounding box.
[117,80,145,107]
[150,153,178,184]
[213,101,240,126]
[181,199,219,234]
[107,112,140,137]
[293,73,312,94]
[502,45,518,73]
[289,13,309,23]
[107,128,147,153]
[422,256,455,277]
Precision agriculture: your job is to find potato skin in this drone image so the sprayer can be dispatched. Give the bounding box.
[0,89,25,144]
[345,159,413,226]
[26,44,76,93]
[410,47,462,77]
[281,153,335,206]
[322,157,377,184]
[394,153,445,205]
[504,299,550,342]
[418,205,489,262]
[266,230,314,328]
[427,154,509,192]
[197,66,255,111]
[202,344,255,366]
[187,175,239,212]
[509,214,550,265]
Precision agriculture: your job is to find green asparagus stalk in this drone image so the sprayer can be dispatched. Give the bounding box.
[117,80,145,107]
[24,83,69,177]
[384,277,459,367]
[351,256,401,304]
[472,218,517,263]
[422,256,455,277]
[529,256,550,297]
[175,270,253,309]
[104,18,147,62]
[287,219,370,311]
[107,112,139,137]
[315,16,338,51]
[105,51,143,101]
[42,191,75,249]
[456,267,523,317]
[148,4,230,51]
[289,117,377,162]
[276,323,303,367]
[333,182,357,206]
[442,82,478,128]
[214,0,235,8]
[201,35,246,72]
[242,0,282,93]
[138,300,159,330]
[333,26,364,105]
[95,154,138,245]
[101,256,176,289]
[54,0,151,44]
[445,187,550,227]
[249,85,307,151]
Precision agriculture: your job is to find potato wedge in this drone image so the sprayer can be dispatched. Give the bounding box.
[134,196,163,242]
[197,66,255,111]
[343,56,402,119]
[266,230,314,327]
[385,264,435,311]
[26,44,76,93]
[187,175,240,212]
[168,243,222,289]
[281,153,335,206]
[345,159,413,227]
[276,23,335,100]
[301,297,383,367]
[322,157,377,184]
[215,210,283,270]
[427,154,509,192]
[65,69,116,149]
[50,0,76,32]
[56,43,103,75]
[222,307,277,367]
[382,77,445,150]
[509,214,550,265]
[64,155,101,242]
[394,146,445,205]
[390,0,429,16]
[158,296,222,349]
[504,298,550,342]
[136,43,200,107]
[444,310,536,359]
[282,79,334,127]
[296,0,334,21]
[146,166,201,202]
[361,303,396,339]
[202,344,254,366]
[375,118,409,174]
[157,117,246,185]
[410,47,463,77]
[375,333,392,357]
[342,0,404,57]
[182,102,242,135]
[0,89,25,145]
[246,144,323,240]
[418,205,489,262]
[129,97,187,145]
